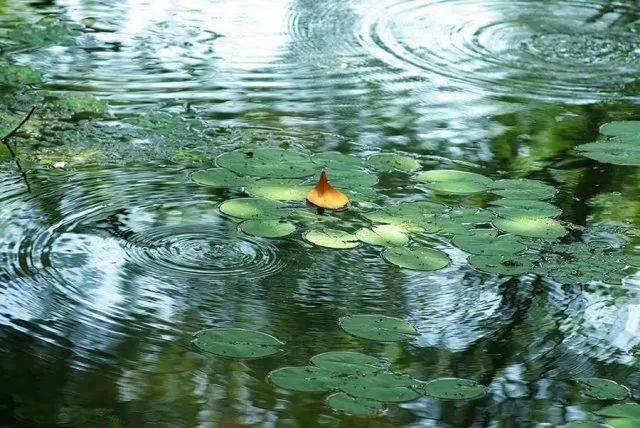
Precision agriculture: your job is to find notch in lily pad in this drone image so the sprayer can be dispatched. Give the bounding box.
[339,314,418,342]
[192,328,284,359]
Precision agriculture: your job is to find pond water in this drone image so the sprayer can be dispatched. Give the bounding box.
[1,0,640,427]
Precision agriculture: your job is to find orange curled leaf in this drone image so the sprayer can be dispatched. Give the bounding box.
[307,171,349,210]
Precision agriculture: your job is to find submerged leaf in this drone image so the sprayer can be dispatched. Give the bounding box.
[192,328,284,359]
[339,314,418,342]
[383,247,450,271]
[326,392,383,416]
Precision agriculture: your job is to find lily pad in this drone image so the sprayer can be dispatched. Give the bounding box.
[494,216,566,239]
[341,372,420,402]
[490,199,561,219]
[452,231,526,256]
[355,225,409,247]
[193,168,248,187]
[576,138,640,166]
[325,169,379,189]
[245,178,311,200]
[490,179,557,200]
[268,366,343,392]
[217,148,316,178]
[311,152,365,169]
[383,247,450,271]
[416,378,487,400]
[600,121,640,137]
[469,254,535,276]
[364,201,444,230]
[239,220,296,238]
[0,64,42,86]
[339,314,418,342]
[576,378,629,401]
[368,153,420,172]
[326,392,383,416]
[595,403,640,419]
[416,169,492,194]
[311,351,380,375]
[192,328,284,359]
[305,229,360,249]
[219,198,289,219]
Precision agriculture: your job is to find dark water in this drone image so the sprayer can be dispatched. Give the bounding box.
[1,0,640,427]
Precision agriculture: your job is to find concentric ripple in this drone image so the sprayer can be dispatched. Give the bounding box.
[361,0,640,102]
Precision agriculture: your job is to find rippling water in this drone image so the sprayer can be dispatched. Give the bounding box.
[2,0,640,426]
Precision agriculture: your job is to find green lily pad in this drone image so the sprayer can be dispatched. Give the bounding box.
[305,229,360,249]
[245,178,311,200]
[339,315,418,342]
[452,231,526,256]
[368,153,420,172]
[172,149,207,164]
[416,378,487,400]
[239,220,296,238]
[268,366,344,392]
[416,170,492,194]
[383,247,450,271]
[364,201,444,231]
[576,378,629,401]
[0,64,42,86]
[192,328,284,359]
[324,169,379,189]
[219,198,289,219]
[469,254,535,276]
[490,179,557,200]
[595,403,640,419]
[326,392,384,416]
[600,121,640,137]
[341,372,420,402]
[490,199,561,219]
[311,351,380,375]
[193,169,248,187]
[217,148,316,178]
[576,138,640,166]
[311,152,365,169]
[562,422,610,428]
[493,217,566,239]
[355,225,409,247]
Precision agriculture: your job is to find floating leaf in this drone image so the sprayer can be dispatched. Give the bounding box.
[327,169,379,189]
[54,95,109,118]
[577,378,629,401]
[416,378,486,400]
[595,403,640,419]
[239,220,295,238]
[326,392,383,416]
[576,138,640,166]
[341,372,420,402]
[193,169,248,187]
[494,217,566,239]
[490,199,561,219]
[452,231,526,256]
[311,152,364,169]
[490,179,557,200]
[217,148,316,178]
[383,247,450,271]
[368,153,420,172]
[416,170,492,194]
[356,225,409,247]
[469,254,535,276]
[305,229,359,249]
[600,121,640,137]
[268,366,343,392]
[339,315,417,342]
[172,149,207,164]
[562,422,609,428]
[365,201,444,230]
[245,178,311,200]
[219,198,289,219]
[192,328,284,359]
[311,351,380,375]
[0,64,42,86]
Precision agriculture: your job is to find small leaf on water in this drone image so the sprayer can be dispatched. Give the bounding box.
[217,148,316,178]
[339,314,418,342]
[268,366,344,392]
[383,247,450,271]
[219,198,289,219]
[415,378,487,400]
[340,372,421,402]
[490,179,557,200]
[304,229,359,249]
[490,199,561,219]
[326,392,384,416]
[595,403,640,419]
[576,378,629,401]
[245,178,311,200]
[355,225,409,247]
[599,121,640,137]
[453,231,526,256]
[192,328,284,359]
[416,169,492,194]
[493,216,566,239]
[469,254,535,276]
[192,168,248,187]
[368,153,421,172]
[311,351,381,375]
[239,220,296,238]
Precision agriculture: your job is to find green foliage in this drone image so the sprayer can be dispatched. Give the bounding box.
[219,198,289,219]
[355,225,409,247]
[383,247,450,271]
[326,392,383,416]
[239,220,296,238]
[416,169,492,194]
[368,153,420,172]
[268,366,343,392]
[577,121,640,165]
[0,64,42,86]
[304,229,360,249]
[415,378,487,400]
[339,315,418,342]
[576,378,629,401]
[192,328,284,359]
[217,148,316,178]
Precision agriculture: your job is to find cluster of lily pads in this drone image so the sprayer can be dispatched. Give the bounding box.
[577,120,640,166]
[192,147,632,284]
[192,315,487,416]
